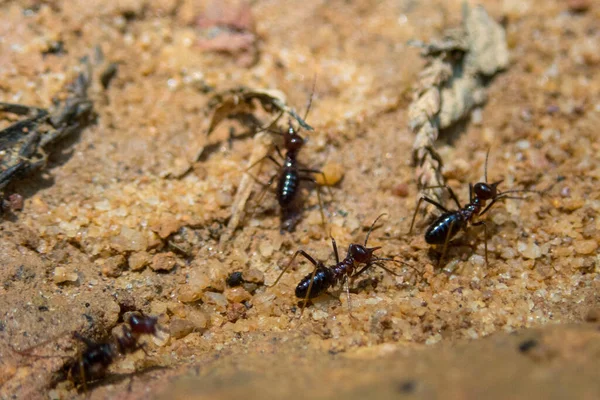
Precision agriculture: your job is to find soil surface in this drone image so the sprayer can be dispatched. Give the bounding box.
[1,1,599,399]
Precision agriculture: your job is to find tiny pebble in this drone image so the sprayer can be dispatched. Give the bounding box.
[560,187,571,198]
[573,240,597,255]
[169,318,195,339]
[128,251,150,271]
[53,267,78,284]
[567,0,590,12]
[226,271,244,287]
[315,162,344,186]
[187,309,209,332]
[226,303,246,323]
[259,241,274,258]
[100,255,126,277]
[392,183,409,197]
[178,269,210,303]
[225,287,252,303]
[150,252,177,272]
[518,241,542,260]
[203,291,228,312]
[243,268,264,284]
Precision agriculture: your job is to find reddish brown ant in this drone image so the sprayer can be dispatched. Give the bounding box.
[409,150,546,267]
[246,81,332,232]
[270,214,418,317]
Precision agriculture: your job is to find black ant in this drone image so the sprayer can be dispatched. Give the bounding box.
[13,313,160,392]
[247,82,331,232]
[65,313,159,390]
[408,150,545,267]
[270,214,417,316]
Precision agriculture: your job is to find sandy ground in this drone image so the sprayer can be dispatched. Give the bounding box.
[0,0,599,399]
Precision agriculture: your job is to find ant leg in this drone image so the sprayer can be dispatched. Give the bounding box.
[343,274,354,319]
[244,173,278,224]
[315,183,327,233]
[422,184,462,209]
[268,249,321,318]
[268,250,319,288]
[299,168,335,200]
[299,176,328,233]
[77,353,87,394]
[409,196,449,235]
[469,183,474,203]
[478,194,528,217]
[438,219,456,268]
[472,220,489,266]
[246,153,282,172]
[331,237,340,264]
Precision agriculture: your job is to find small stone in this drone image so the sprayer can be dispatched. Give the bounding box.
[169,318,195,339]
[168,302,187,318]
[574,240,598,255]
[178,269,211,303]
[128,251,151,271]
[110,226,148,252]
[226,303,246,323]
[226,271,244,287]
[517,241,542,260]
[151,214,182,239]
[225,287,252,303]
[150,252,178,272]
[203,291,228,312]
[560,198,584,211]
[53,267,78,283]
[100,255,126,277]
[258,241,274,258]
[243,268,264,284]
[567,0,590,12]
[392,183,409,197]
[187,309,209,332]
[315,162,344,186]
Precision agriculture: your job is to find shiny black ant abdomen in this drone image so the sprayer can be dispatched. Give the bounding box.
[271,214,416,316]
[247,96,331,232]
[409,151,545,266]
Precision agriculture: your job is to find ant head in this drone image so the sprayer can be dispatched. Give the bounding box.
[126,313,158,335]
[473,180,503,200]
[284,120,305,152]
[349,244,381,263]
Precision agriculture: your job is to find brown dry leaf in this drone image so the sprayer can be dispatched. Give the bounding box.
[205,87,313,136]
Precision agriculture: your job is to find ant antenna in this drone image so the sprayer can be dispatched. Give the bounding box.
[484,148,491,183]
[303,74,317,122]
[364,213,388,246]
[292,75,318,135]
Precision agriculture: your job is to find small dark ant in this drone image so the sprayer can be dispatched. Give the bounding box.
[65,313,159,390]
[409,150,546,267]
[270,214,417,317]
[246,81,331,232]
[13,313,160,392]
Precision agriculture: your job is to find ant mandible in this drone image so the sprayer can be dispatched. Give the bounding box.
[270,214,416,317]
[247,81,331,232]
[408,149,545,267]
